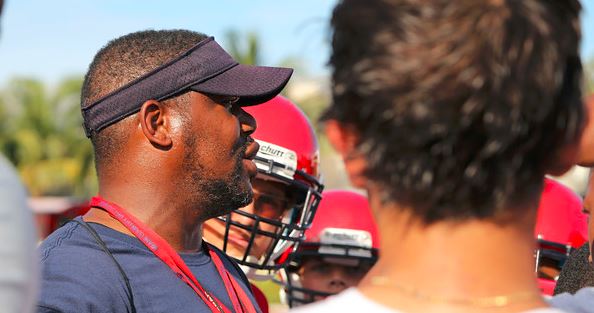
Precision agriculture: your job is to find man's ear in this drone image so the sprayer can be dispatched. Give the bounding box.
[325,120,368,188]
[138,99,172,148]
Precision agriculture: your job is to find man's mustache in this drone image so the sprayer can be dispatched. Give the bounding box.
[231,136,251,157]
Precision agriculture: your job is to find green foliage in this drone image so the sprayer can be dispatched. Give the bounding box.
[585,57,594,96]
[0,76,97,197]
[225,29,261,66]
[251,279,282,304]
[296,93,328,131]
[0,29,351,197]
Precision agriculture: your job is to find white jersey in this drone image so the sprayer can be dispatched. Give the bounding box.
[291,288,569,313]
[548,287,594,313]
[0,154,38,313]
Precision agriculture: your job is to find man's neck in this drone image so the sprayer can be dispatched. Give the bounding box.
[84,182,203,253]
[358,194,547,313]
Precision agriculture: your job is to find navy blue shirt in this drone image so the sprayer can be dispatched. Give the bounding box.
[37,218,259,313]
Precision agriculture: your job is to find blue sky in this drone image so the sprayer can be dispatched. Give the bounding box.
[0,0,593,85]
[0,0,337,84]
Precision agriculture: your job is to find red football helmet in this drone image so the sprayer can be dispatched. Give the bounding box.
[213,96,323,277]
[534,178,588,295]
[278,190,379,307]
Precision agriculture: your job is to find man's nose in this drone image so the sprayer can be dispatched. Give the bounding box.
[238,108,257,136]
[327,269,349,293]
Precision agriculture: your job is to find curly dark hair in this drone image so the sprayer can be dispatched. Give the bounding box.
[326,0,584,223]
[81,29,207,171]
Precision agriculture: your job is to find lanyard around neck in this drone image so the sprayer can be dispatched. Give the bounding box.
[89,196,258,313]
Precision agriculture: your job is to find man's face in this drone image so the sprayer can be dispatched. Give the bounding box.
[583,171,594,261]
[296,256,372,302]
[203,178,294,260]
[180,92,259,219]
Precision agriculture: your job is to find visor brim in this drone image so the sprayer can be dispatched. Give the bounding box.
[190,64,293,106]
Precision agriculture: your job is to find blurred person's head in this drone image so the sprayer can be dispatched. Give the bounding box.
[202,96,323,279]
[533,179,587,295]
[323,1,584,310]
[279,190,378,307]
[325,0,583,225]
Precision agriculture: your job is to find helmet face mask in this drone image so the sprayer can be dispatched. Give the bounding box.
[279,247,378,307]
[217,176,322,272]
[279,268,335,308]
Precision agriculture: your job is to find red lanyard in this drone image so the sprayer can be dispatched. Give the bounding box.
[89,196,258,313]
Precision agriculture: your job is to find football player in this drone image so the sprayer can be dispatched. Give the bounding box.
[278,190,379,307]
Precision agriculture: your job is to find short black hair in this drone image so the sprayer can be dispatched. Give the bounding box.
[81,30,207,171]
[327,0,583,223]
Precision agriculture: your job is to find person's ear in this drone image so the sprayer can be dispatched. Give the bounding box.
[138,99,172,148]
[325,120,368,188]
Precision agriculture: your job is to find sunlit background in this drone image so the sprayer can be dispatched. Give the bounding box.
[0,0,343,200]
[2,0,594,197]
[1,1,593,308]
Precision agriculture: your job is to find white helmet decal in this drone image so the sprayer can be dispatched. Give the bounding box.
[254,139,297,180]
[318,228,373,258]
